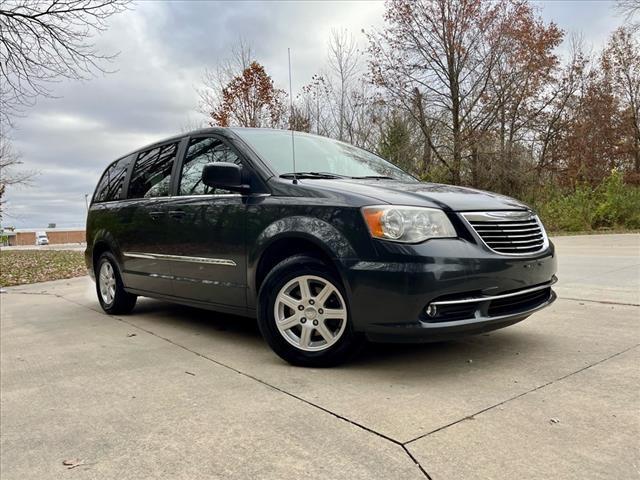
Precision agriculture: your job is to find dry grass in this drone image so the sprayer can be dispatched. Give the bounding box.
[0,250,86,287]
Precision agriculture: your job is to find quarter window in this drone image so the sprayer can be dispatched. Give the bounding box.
[128,142,178,199]
[93,154,133,203]
[179,137,241,195]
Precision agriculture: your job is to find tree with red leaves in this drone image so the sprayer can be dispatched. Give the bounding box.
[209,61,286,128]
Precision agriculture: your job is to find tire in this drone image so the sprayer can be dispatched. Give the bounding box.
[95,252,137,315]
[257,255,363,367]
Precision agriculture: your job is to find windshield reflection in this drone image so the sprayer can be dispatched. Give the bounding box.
[232,128,416,182]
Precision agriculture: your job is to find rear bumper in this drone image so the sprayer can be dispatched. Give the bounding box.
[341,238,557,342]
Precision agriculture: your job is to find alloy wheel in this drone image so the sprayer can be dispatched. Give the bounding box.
[274,274,348,352]
[99,261,117,305]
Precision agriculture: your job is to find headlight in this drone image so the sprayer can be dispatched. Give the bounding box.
[361,205,456,243]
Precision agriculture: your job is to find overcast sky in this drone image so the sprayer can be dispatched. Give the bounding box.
[3,0,624,229]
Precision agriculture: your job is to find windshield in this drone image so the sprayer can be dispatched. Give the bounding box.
[232,129,416,181]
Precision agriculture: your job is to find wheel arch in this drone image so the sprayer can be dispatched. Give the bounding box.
[89,231,124,277]
[249,216,357,307]
[92,241,111,269]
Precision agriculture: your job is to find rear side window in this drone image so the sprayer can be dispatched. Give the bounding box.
[93,154,133,203]
[128,142,179,199]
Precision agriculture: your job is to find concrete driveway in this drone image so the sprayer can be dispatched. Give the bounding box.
[1,234,638,479]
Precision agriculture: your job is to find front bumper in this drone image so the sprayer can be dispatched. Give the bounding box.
[365,281,556,343]
[341,237,557,342]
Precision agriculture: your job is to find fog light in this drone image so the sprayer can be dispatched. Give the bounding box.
[425,304,437,317]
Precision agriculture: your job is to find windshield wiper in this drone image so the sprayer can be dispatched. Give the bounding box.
[279,171,348,179]
[350,175,395,180]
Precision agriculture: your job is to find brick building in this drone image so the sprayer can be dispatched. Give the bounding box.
[1,228,85,246]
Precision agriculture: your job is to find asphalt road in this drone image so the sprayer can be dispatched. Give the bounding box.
[1,234,638,479]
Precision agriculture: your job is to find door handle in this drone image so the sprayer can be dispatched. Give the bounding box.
[149,211,164,219]
[168,209,186,219]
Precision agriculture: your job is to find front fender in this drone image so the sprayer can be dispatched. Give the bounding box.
[247,216,358,303]
[253,216,357,260]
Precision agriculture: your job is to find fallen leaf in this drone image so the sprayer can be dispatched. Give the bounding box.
[1,251,86,287]
[550,417,560,424]
[62,459,84,469]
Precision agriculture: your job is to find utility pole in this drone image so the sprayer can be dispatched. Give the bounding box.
[84,194,89,212]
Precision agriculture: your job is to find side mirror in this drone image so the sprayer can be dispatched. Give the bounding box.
[201,162,249,192]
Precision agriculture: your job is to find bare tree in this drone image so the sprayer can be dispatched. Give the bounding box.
[302,29,383,149]
[480,1,564,193]
[617,0,640,33]
[198,39,254,121]
[0,0,129,215]
[0,0,131,125]
[298,74,331,135]
[0,127,35,219]
[369,0,510,183]
[602,27,640,174]
[179,115,207,134]
[326,29,360,141]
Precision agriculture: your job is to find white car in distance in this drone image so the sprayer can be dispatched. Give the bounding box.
[35,232,49,246]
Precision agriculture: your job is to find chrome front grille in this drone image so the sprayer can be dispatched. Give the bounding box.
[461,211,548,255]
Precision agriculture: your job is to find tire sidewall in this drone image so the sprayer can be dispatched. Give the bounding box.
[95,252,131,314]
[258,255,361,367]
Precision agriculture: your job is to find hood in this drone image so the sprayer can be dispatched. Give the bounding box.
[297,179,530,212]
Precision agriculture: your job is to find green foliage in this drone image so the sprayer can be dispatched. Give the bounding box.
[533,170,640,232]
[378,116,416,174]
[421,164,452,184]
[593,170,640,228]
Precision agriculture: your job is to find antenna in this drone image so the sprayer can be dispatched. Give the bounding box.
[287,48,297,184]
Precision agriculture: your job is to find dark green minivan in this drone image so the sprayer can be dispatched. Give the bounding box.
[86,128,557,366]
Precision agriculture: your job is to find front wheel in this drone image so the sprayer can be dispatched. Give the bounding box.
[96,252,137,315]
[257,255,363,367]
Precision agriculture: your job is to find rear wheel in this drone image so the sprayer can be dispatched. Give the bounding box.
[258,255,363,367]
[96,252,137,314]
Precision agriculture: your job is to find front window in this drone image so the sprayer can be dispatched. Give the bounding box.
[179,137,242,195]
[232,129,415,181]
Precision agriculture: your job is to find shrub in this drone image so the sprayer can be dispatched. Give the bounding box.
[593,170,640,229]
[533,170,640,232]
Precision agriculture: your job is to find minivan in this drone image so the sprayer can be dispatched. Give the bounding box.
[86,128,557,366]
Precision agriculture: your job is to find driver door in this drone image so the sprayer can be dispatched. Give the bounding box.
[165,135,247,308]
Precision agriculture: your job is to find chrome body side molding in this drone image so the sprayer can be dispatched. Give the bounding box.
[123,252,237,267]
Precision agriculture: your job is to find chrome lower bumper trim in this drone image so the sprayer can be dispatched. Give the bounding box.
[430,277,557,307]
[420,289,557,329]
